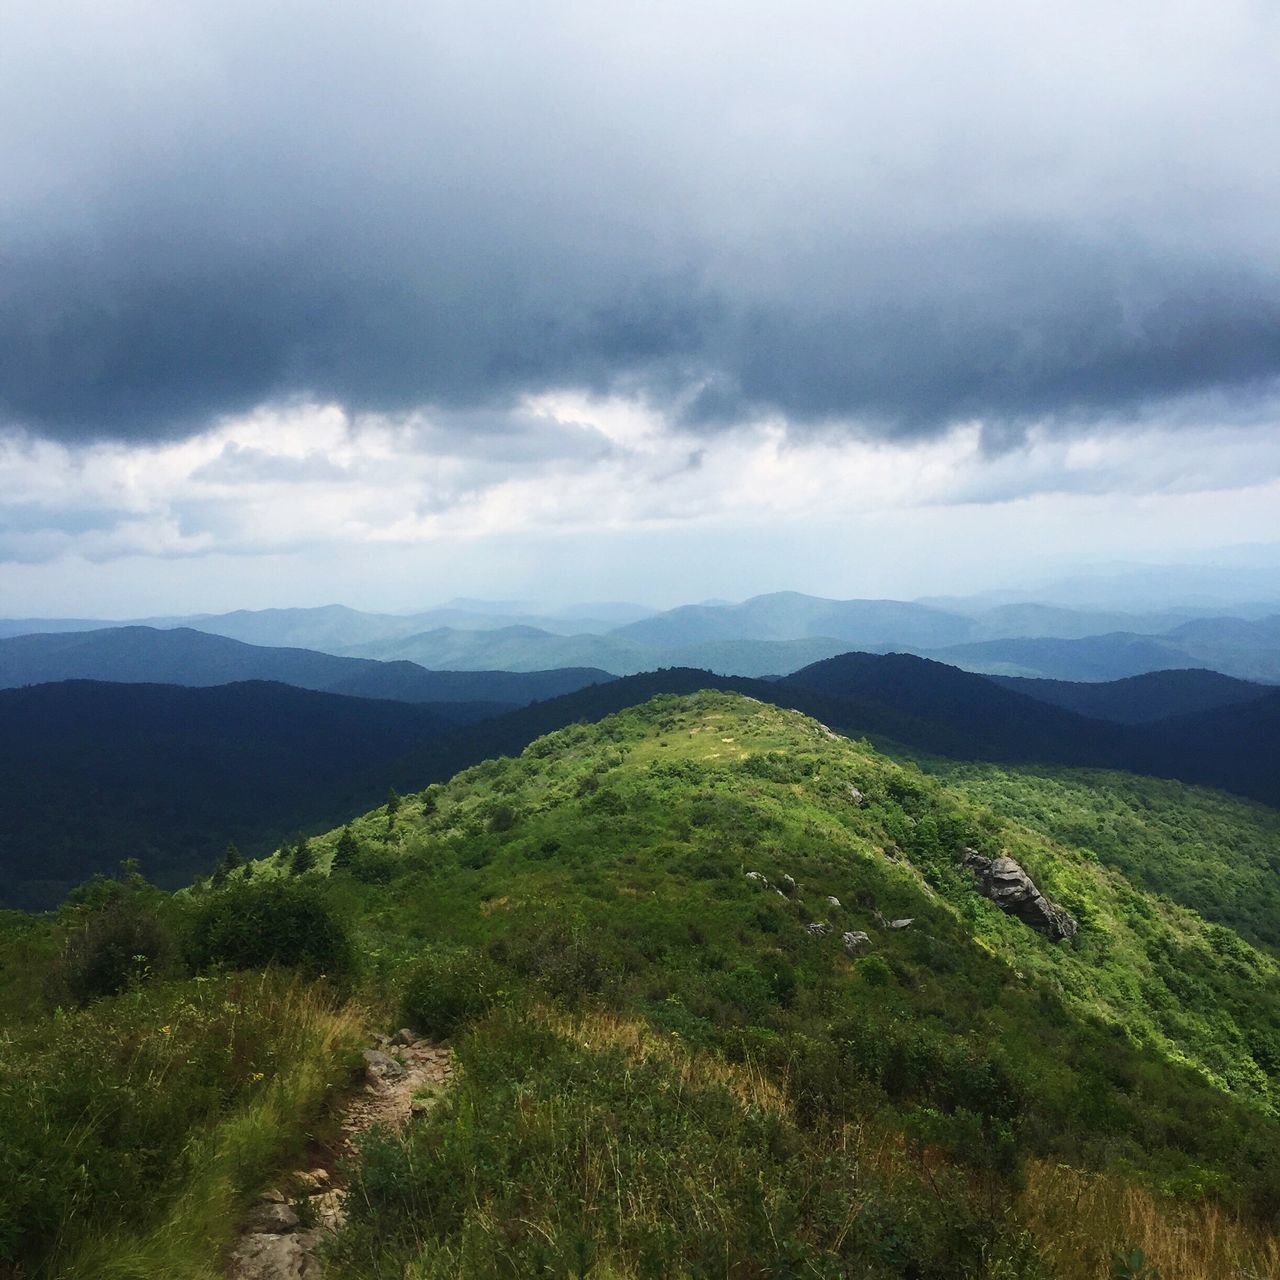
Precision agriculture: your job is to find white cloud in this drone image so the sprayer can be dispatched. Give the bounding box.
[3,393,1280,588]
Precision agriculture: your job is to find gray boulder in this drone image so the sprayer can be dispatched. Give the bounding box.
[826,896,842,908]
[779,874,797,894]
[887,918,914,930]
[841,930,871,953]
[244,1201,300,1234]
[745,871,768,887]
[805,921,832,938]
[362,1049,406,1082]
[960,848,1078,941]
[230,1230,324,1279]
[846,785,866,806]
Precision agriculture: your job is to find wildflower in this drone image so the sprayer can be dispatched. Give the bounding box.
[160,1025,173,1036]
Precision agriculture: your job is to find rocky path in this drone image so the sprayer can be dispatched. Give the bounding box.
[227,1030,451,1280]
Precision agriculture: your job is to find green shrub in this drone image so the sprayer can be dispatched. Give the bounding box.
[55,896,176,1005]
[185,879,353,979]
[349,847,399,884]
[400,947,504,1038]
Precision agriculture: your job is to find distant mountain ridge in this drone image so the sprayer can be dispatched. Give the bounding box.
[992,668,1269,723]
[4,651,1280,908]
[0,598,957,677]
[0,627,611,706]
[3,593,1280,681]
[921,619,1280,683]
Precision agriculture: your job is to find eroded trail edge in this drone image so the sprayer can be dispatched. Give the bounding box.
[228,1032,451,1280]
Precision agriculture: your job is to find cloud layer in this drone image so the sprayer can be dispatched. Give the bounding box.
[4,0,1280,443]
[4,396,1280,572]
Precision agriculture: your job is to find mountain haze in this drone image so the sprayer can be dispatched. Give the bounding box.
[0,626,611,705]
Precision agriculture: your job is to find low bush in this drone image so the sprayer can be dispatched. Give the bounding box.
[185,878,354,980]
[54,895,177,1005]
[399,946,504,1038]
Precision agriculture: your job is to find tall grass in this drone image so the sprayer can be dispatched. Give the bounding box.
[1020,1160,1280,1280]
[0,971,362,1279]
[328,1004,1048,1279]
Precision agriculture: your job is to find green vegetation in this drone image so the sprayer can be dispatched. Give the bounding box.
[3,691,1280,1278]
[922,761,1280,952]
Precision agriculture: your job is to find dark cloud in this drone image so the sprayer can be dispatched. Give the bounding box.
[2,1,1279,444]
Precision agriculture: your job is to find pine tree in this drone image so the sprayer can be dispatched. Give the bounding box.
[213,842,242,887]
[332,826,359,871]
[291,835,315,876]
[387,788,402,817]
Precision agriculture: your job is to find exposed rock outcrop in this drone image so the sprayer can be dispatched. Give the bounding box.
[805,921,833,938]
[960,848,1078,941]
[841,930,871,953]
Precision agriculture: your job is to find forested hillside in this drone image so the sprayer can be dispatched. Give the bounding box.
[0,681,502,910]
[922,760,1280,951]
[8,656,1280,907]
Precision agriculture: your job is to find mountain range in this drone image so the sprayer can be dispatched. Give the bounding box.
[5,592,1280,681]
[0,626,610,705]
[5,647,1277,910]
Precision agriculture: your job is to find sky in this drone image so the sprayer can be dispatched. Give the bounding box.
[3,0,1280,614]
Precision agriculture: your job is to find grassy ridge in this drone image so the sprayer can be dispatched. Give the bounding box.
[280,691,1280,1274]
[5,690,1280,1277]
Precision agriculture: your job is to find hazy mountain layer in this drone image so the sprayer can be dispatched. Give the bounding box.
[0,626,612,705]
[7,593,1279,682]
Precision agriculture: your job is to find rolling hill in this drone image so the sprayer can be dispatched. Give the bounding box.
[924,619,1280,683]
[0,626,612,705]
[991,668,1269,723]
[920,632,1211,681]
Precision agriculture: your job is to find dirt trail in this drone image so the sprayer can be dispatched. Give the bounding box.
[227,1032,451,1280]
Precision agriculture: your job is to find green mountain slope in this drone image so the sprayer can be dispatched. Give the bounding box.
[6,691,1280,1278]
[301,691,1280,1274]
[919,760,1280,952]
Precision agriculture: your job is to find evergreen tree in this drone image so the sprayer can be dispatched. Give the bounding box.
[291,836,315,876]
[332,826,359,871]
[213,841,242,888]
[386,788,402,818]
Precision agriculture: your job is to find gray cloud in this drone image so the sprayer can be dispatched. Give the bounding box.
[2,0,1279,444]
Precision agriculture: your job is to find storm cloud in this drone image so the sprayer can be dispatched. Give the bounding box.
[3,0,1280,444]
